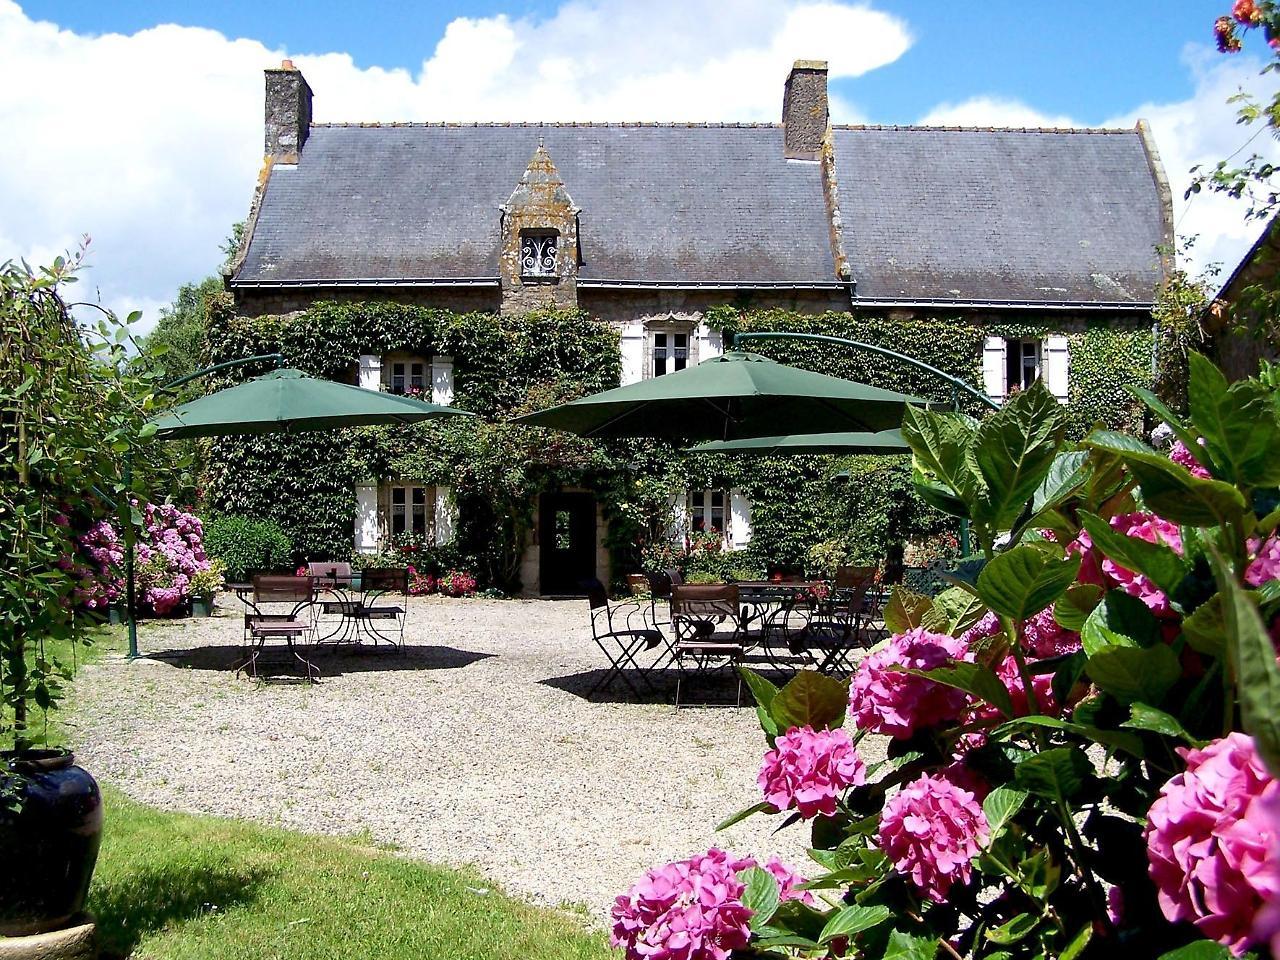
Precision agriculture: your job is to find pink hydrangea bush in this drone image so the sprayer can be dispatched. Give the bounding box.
[1069,512,1184,617]
[757,725,866,818]
[610,848,753,960]
[1145,732,1280,955]
[877,773,989,903]
[848,627,971,738]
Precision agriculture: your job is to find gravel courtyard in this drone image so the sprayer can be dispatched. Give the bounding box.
[70,596,883,922]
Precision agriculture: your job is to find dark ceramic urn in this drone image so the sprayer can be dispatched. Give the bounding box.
[0,749,103,936]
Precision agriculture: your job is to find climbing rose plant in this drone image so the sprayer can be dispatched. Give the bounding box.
[612,361,1280,960]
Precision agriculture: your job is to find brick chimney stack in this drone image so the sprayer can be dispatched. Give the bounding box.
[782,60,829,161]
[264,59,312,162]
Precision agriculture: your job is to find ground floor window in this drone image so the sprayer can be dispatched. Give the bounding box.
[1005,338,1041,395]
[389,484,429,538]
[389,359,428,396]
[690,489,727,539]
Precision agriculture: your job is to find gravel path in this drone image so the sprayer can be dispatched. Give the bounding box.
[70,597,885,921]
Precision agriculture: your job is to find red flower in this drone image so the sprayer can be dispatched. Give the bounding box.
[1234,0,1264,25]
[1217,15,1244,51]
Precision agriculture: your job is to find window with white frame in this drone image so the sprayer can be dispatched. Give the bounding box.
[1005,338,1041,395]
[653,331,689,377]
[388,484,429,538]
[690,489,727,539]
[386,356,429,397]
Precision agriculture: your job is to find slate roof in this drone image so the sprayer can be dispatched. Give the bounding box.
[831,126,1167,304]
[236,124,837,287]
[234,121,1169,306]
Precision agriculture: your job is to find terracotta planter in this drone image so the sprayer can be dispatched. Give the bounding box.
[0,750,103,936]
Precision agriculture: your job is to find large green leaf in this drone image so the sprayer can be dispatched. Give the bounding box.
[1077,511,1188,595]
[909,661,1014,717]
[882,929,940,960]
[1187,350,1280,488]
[1211,552,1280,777]
[970,381,1067,529]
[992,715,1145,758]
[982,785,1028,842]
[1032,449,1091,514]
[1084,430,1246,527]
[1080,589,1162,656]
[1121,703,1205,747]
[1014,747,1093,800]
[1181,595,1227,658]
[1085,643,1181,705]
[738,866,781,932]
[930,587,988,636]
[1156,941,1232,960]
[884,586,935,634]
[985,913,1038,945]
[976,544,1080,620]
[739,667,782,737]
[716,800,774,832]
[1127,384,1207,466]
[1053,583,1103,632]
[901,406,983,520]
[770,671,849,732]
[818,904,892,944]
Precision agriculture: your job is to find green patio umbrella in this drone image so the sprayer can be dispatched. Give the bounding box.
[686,429,909,456]
[514,351,930,440]
[150,368,473,439]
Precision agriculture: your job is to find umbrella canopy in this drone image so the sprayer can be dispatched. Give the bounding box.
[150,368,474,439]
[686,428,909,456]
[514,351,929,440]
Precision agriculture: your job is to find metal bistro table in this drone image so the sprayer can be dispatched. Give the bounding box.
[309,568,408,648]
[227,580,320,682]
[734,580,824,670]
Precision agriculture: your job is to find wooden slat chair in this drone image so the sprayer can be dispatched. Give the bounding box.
[584,580,665,699]
[355,567,409,648]
[797,565,879,676]
[240,575,318,682]
[671,583,744,709]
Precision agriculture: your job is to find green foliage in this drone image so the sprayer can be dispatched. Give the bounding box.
[201,515,293,581]
[1,251,159,756]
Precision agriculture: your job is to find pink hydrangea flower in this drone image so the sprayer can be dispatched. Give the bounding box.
[849,628,971,739]
[877,773,989,902]
[1023,605,1082,658]
[1254,786,1280,955]
[731,855,815,906]
[1145,733,1280,955]
[1069,513,1184,617]
[757,725,865,819]
[1246,536,1280,588]
[611,849,753,960]
[1170,439,1211,478]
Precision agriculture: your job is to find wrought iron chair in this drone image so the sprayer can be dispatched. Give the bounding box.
[354,567,409,648]
[671,583,744,709]
[796,566,879,676]
[584,580,665,699]
[308,561,357,642]
[240,575,319,682]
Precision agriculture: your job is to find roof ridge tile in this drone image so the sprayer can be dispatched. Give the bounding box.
[831,123,1134,135]
[308,120,784,129]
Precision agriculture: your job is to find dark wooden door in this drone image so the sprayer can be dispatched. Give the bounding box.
[538,492,597,595]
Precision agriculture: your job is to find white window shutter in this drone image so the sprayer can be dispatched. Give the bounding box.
[696,323,723,363]
[1044,335,1070,404]
[354,483,380,553]
[432,356,454,405]
[982,336,1006,402]
[729,489,752,550]
[665,491,690,542]
[434,486,457,544]
[619,321,645,384]
[358,354,382,391]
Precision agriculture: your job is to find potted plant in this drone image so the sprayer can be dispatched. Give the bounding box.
[1,253,154,938]
[188,560,226,617]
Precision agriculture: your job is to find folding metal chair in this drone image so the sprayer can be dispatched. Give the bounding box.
[240,575,319,682]
[355,567,409,647]
[671,583,744,709]
[585,581,664,699]
[308,561,357,642]
[796,566,879,676]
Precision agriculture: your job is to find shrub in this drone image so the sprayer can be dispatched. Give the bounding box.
[202,515,292,581]
[437,570,478,597]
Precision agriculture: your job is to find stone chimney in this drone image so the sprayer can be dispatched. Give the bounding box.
[264,59,312,162]
[782,60,829,161]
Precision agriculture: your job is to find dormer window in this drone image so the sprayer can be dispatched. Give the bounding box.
[520,230,557,280]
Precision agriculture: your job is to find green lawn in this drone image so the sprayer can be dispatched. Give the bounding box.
[10,624,613,960]
[90,789,612,960]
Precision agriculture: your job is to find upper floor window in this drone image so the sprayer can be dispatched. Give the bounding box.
[389,484,429,538]
[520,230,557,280]
[386,356,428,397]
[1005,338,1041,395]
[653,331,689,377]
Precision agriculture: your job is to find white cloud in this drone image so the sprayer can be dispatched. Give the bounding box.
[0,0,910,328]
[914,46,1280,286]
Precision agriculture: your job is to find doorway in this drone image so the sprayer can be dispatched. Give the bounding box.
[538,492,597,595]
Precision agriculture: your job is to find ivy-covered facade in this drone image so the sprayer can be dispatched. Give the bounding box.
[208,59,1173,595]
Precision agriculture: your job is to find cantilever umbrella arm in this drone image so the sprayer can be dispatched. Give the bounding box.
[122,352,287,659]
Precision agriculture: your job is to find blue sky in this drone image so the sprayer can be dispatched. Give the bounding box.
[2,0,1274,324]
[28,0,1228,124]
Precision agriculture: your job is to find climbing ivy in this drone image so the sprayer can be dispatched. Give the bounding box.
[200,298,1155,591]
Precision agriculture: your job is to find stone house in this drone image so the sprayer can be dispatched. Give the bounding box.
[226,58,1173,595]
